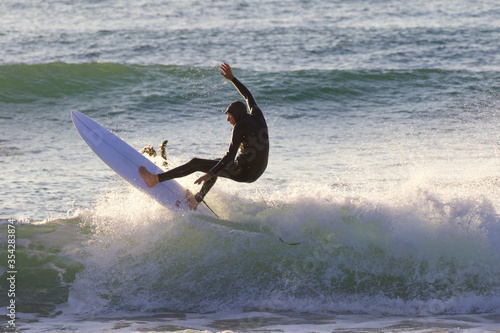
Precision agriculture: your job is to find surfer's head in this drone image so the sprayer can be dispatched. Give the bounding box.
[225,101,247,125]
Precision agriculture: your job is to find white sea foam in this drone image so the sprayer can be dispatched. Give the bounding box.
[63,179,500,316]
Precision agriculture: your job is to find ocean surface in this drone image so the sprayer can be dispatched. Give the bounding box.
[1,0,500,332]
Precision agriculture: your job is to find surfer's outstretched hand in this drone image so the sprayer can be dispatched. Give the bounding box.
[139,166,159,187]
[220,63,234,81]
[195,173,211,185]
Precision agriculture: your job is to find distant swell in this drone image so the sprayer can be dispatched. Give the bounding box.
[1,63,497,107]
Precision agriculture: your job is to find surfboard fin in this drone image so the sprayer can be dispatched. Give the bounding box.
[141,145,157,157]
[141,140,169,168]
[160,140,168,168]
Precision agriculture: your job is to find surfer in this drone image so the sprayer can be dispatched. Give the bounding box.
[139,63,269,210]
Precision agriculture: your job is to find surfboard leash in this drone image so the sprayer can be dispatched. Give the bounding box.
[202,200,220,219]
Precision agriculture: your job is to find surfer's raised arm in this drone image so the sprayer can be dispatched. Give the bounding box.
[220,63,259,113]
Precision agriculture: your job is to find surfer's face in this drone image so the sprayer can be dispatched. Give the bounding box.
[226,112,236,126]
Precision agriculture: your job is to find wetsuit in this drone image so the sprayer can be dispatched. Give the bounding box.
[157,77,269,202]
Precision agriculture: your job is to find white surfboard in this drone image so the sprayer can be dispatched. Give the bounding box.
[71,110,216,217]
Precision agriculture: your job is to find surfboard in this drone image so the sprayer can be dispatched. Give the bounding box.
[71,110,216,217]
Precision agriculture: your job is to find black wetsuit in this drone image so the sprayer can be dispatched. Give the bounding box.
[157,77,269,202]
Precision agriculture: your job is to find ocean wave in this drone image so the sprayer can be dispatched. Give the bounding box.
[0,63,152,103]
[2,62,497,115]
[2,186,499,316]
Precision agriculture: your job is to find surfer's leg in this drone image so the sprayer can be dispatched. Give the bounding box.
[191,161,254,203]
[191,159,250,203]
[157,158,218,182]
[193,176,218,203]
[216,161,255,183]
[139,158,217,188]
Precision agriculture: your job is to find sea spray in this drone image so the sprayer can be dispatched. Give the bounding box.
[63,184,500,316]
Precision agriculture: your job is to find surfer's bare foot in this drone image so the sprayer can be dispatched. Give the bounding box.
[139,166,159,188]
[186,189,199,211]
